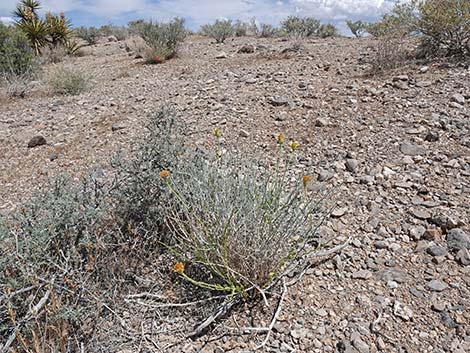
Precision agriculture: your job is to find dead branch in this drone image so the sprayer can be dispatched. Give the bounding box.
[256,279,287,350]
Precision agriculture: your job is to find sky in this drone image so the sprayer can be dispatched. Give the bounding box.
[0,0,400,34]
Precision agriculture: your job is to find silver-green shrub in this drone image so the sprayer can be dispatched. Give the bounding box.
[162,135,327,294]
[133,18,186,63]
[200,19,234,43]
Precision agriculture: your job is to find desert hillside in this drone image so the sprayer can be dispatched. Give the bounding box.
[1,34,469,353]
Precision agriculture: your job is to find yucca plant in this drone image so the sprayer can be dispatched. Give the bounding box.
[14,0,46,55]
[13,0,72,55]
[45,12,72,48]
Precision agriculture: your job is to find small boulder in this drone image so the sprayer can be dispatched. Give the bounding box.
[446,228,470,252]
[28,135,47,148]
[237,44,255,54]
[215,51,228,59]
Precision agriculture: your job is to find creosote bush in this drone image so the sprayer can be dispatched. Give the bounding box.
[46,64,91,95]
[201,19,234,43]
[132,18,186,64]
[281,16,320,38]
[318,23,338,38]
[367,0,469,59]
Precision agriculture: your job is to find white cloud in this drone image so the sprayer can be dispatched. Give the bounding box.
[0,16,14,24]
[291,0,395,21]
[0,0,399,29]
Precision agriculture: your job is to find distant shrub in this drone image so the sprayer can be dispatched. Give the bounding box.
[132,18,186,64]
[201,19,234,43]
[234,20,249,36]
[417,0,470,57]
[0,23,38,97]
[369,35,412,73]
[253,22,278,38]
[368,0,469,60]
[46,64,91,95]
[346,20,367,37]
[99,24,128,41]
[75,26,100,45]
[318,23,338,38]
[0,24,37,76]
[281,16,320,38]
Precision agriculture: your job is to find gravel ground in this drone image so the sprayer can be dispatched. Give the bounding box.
[0,35,469,352]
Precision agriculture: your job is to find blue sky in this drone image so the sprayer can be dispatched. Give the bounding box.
[0,0,399,33]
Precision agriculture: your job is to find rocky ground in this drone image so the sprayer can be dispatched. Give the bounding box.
[0,35,469,352]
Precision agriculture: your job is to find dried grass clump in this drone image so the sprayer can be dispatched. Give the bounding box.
[46,64,91,95]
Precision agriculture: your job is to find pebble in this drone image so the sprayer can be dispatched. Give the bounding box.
[352,270,372,280]
[318,169,333,181]
[393,300,413,320]
[409,226,426,240]
[352,336,370,353]
[239,129,250,138]
[411,208,431,220]
[331,207,348,218]
[400,141,426,156]
[451,93,465,105]
[427,280,448,292]
[345,159,358,173]
[432,302,446,312]
[375,268,408,283]
[215,51,228,59]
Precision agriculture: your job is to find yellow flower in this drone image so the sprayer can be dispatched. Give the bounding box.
[159,170,170,179]
[213,128,221,138]
[276,133,286,145]
[289,141,300,151]
[302,175,311,189]
[173,262,185,275]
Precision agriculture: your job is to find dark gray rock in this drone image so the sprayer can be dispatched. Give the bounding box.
[237,44,255,54]
[427,245,447,257]
[345,159,358,173]
[446,229,470,252]
[425,131,440,142]
[27,135,47,148]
